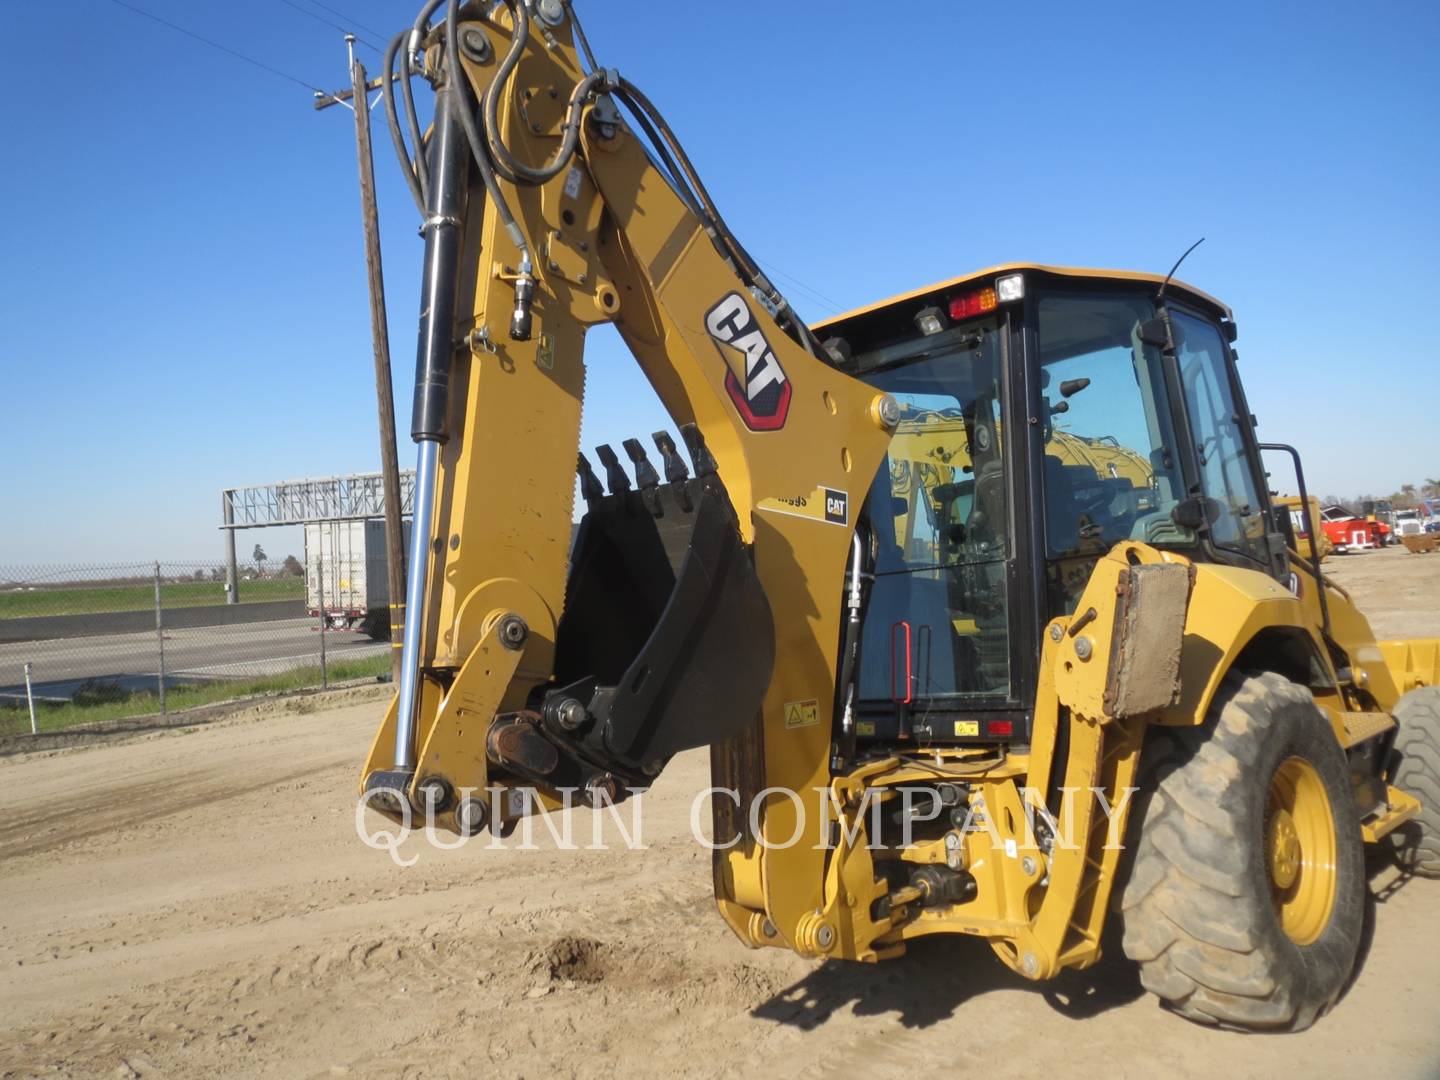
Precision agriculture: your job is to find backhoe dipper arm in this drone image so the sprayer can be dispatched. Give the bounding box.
[360,1,896,950]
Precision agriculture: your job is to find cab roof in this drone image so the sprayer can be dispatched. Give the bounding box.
[810,262,1233,330]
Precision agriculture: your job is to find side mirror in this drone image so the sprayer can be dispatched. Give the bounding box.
[1137,318,1169,348]
[1172,495,1222,529]
[1221,320,1239,343]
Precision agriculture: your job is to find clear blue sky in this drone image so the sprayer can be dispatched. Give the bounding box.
[2,0,1436,566]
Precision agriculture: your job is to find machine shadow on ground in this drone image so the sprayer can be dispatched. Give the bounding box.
[753,851,1417,1034]
[751,931,1145,1031]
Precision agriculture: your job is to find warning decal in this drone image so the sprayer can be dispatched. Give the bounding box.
[783,699,820,729]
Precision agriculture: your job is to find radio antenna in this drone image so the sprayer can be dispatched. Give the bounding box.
[1157,237,1205,302]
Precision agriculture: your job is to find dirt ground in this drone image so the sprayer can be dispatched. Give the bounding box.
[1319,541,1440,641]
[2,547,1438,1079]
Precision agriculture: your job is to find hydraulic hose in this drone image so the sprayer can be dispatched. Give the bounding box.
[481,0,600,186]
[617,94,701,220]
[563,0,598,73]
[612,78,821,356]
[398,41,430,202]
[384,0,818,349]
[381,0,446,214]
[443,0,531,259]
[834,528,869,765]
[382,31,425,213]
[404,1,447,196]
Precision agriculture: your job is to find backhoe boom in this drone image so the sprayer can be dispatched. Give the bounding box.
[361,0,896,954]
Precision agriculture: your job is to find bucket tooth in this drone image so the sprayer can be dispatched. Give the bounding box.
[548,448,775,772]
[652,431,690,484]
[678,423,718,477]
[594,444,631,494]
[576,452,605,506]
[622,438,661,489]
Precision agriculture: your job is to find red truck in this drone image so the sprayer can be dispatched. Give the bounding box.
[1319,504,1391,552]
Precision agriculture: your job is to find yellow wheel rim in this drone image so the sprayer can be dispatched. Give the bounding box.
[1266,757,1337,945]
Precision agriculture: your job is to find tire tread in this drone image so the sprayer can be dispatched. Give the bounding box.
[1120,671,1362,1031]
[1390,688,1440,875]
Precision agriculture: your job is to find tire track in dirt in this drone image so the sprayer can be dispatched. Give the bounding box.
[0,761,342,862]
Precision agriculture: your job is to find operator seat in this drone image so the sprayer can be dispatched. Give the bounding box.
[1042,453,1080,555]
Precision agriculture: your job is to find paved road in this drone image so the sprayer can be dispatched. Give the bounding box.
[0,617,388,701]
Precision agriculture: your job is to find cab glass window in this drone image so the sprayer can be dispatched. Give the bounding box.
[1171,309,1269,565]
[1035,292,1193,614]
[856,321,1012,702]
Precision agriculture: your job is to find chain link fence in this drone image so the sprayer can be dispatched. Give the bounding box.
[0,560,393,737]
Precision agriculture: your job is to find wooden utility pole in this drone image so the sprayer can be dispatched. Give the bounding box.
[319,37,407,682]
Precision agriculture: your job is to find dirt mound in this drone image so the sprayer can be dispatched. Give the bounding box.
[541,935,607,984]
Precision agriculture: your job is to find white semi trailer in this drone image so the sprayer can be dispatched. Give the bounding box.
[304,519,411,638]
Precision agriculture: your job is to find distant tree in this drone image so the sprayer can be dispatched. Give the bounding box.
[253,544,268,575]
[282,554,303,577]
[210,567,225,582]
[1401,483,1417,500]
[1426,478,1440,497]
[193,568,206,581]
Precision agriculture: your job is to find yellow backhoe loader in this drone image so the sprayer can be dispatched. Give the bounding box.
[1276,494,1334,561]
[359,0,1440,1031]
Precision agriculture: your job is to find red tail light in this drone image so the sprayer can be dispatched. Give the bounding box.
[948,287,998,321]
[987,719,1013,738]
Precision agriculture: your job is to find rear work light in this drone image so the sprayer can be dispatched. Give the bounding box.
[995,273,1025,303]
[914,305,946,336]
[948,286,998,321]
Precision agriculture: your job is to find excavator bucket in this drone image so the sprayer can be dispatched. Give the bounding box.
[495,425,774,794]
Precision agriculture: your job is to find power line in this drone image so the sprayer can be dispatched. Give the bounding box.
[754,256,846,316]
[273,0,385,54]
[105,0,326,94]
[108,0,845,322]
[300,0,389,42]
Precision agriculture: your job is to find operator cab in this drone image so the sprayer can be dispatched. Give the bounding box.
[814,264,1280,747]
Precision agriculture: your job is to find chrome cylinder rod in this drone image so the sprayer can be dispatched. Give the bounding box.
[393,437,439,769]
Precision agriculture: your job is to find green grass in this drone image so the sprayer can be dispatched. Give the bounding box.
[0,655,390,736]
[0,577,304,620]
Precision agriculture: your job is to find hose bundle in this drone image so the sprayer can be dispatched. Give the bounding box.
[379,0,819,353]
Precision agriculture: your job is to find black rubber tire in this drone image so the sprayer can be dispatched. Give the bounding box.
[361,611,394,642]
[1387,686,1440,877]
[1119,671,1365,1031]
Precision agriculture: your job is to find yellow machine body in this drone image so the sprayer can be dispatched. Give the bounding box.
[360,2,1432,992]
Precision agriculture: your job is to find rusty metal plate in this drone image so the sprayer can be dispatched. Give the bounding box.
[1104,562,1191,718]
